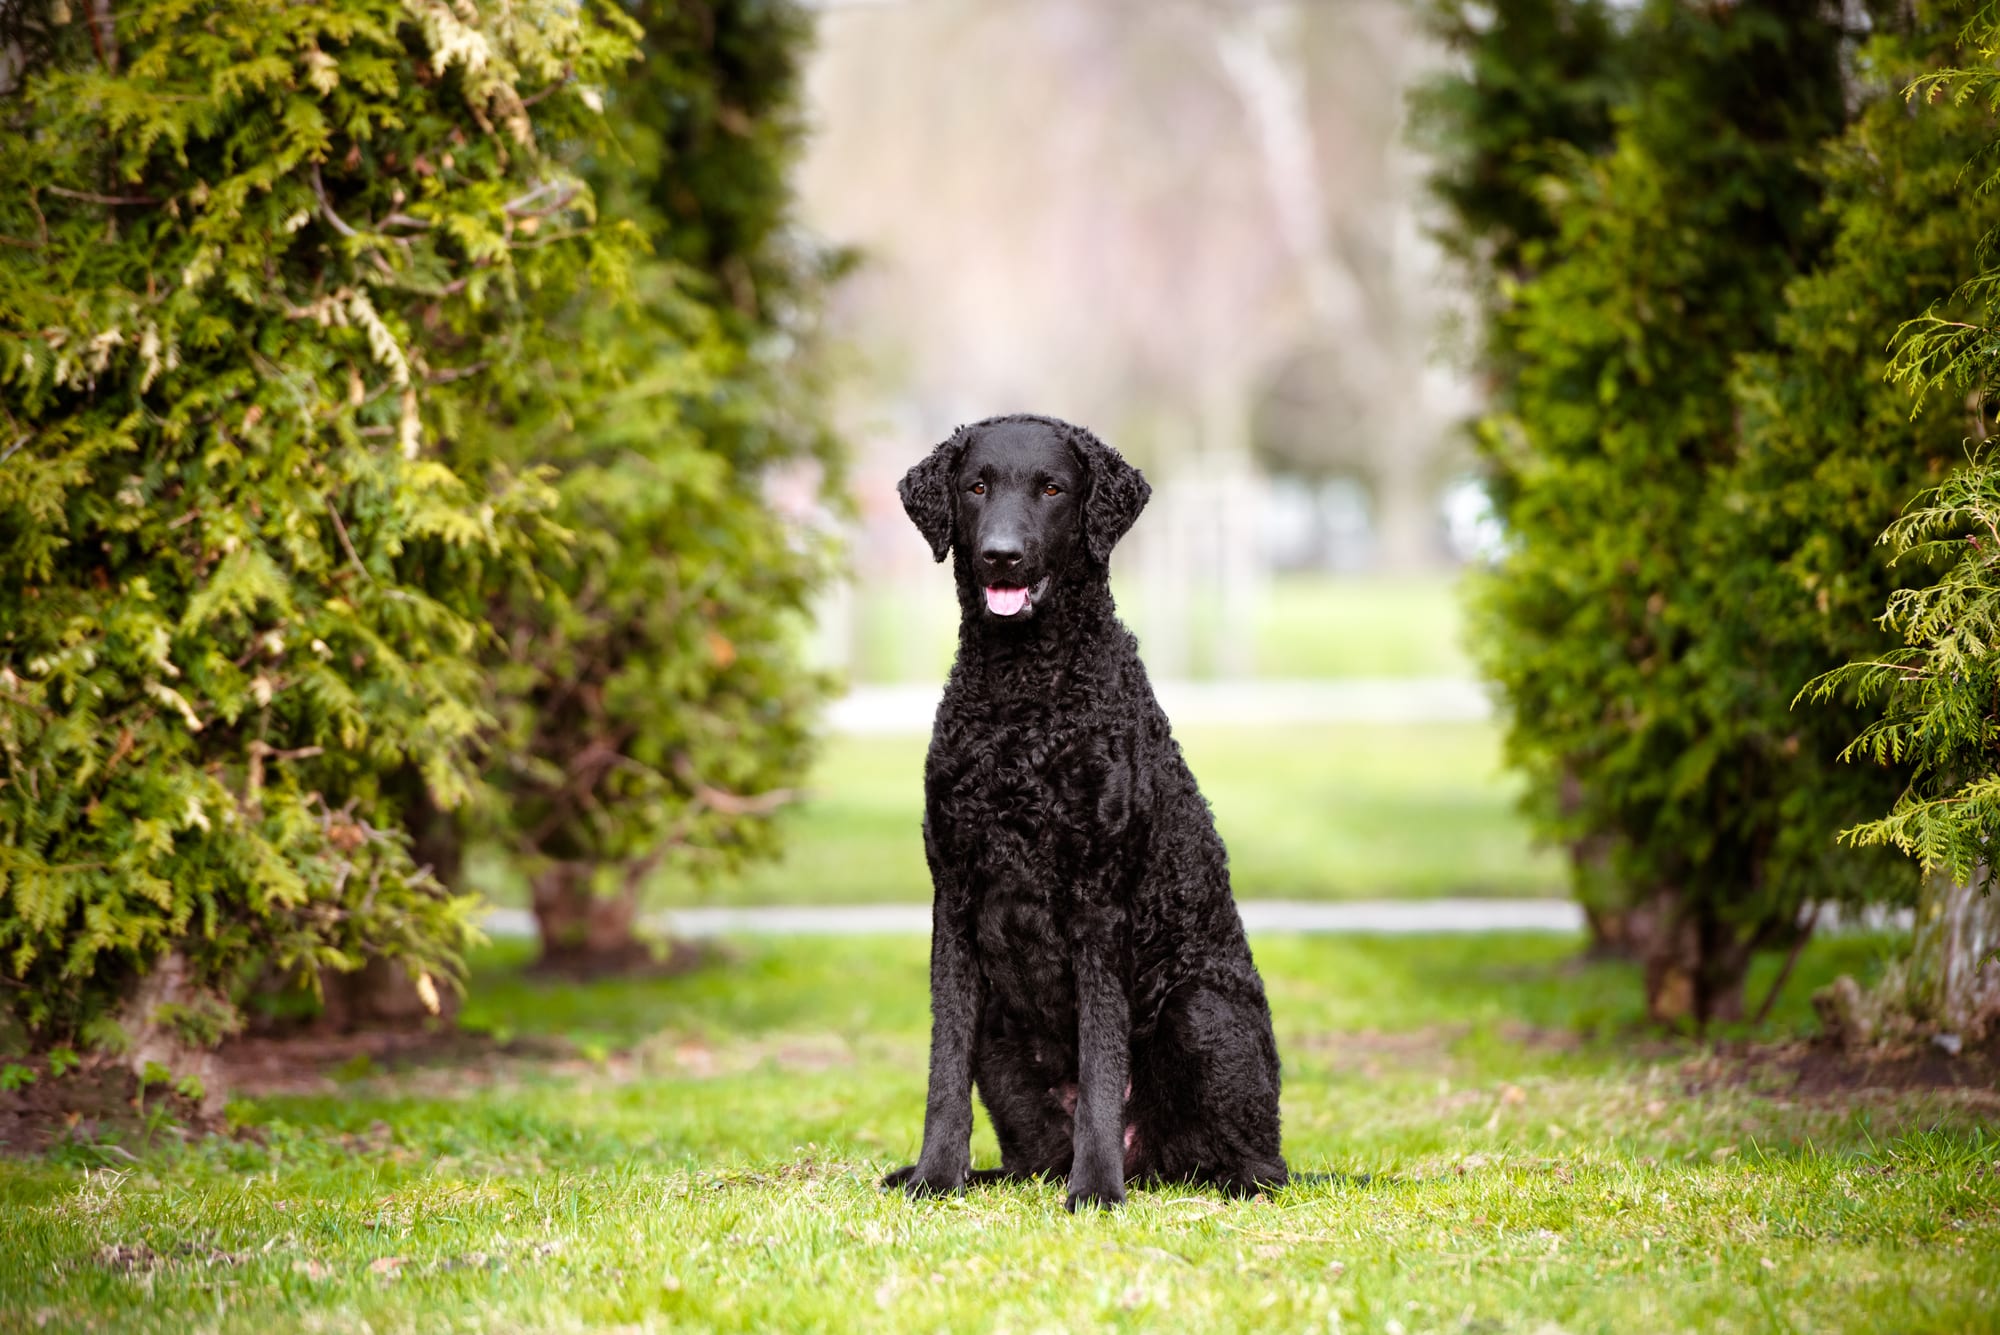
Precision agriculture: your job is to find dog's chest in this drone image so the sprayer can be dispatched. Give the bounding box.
[931,718,1087,1018]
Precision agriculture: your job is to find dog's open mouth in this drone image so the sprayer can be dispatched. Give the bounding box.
[984,576,1051,618]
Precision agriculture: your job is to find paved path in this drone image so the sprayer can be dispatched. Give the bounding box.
[827,678,1490,735]
[483,898,1583,940]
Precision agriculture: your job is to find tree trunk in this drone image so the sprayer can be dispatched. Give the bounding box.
[1815,865,2000,1048]
[120,951,228,1116]
[1637,894,1793,1031]
[530,860,653,977]
[1904,864,2000,1038]
[1561,769,1645,962]
[1581,903,1645,961]
[403,773,463,893]
[318,957,457,1031]
[316,770,462,1031]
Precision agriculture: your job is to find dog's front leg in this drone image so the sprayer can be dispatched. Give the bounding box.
[885,878,980,1197]
[1066,910,1130,1211]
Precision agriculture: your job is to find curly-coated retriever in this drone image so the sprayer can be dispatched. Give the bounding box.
[881,413,1288,1212]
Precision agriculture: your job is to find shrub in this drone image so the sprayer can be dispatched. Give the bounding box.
[1803,4,2000,1038]
[473,0,842,969]
[1437,0,1980,1023]
[0,0,638,1041]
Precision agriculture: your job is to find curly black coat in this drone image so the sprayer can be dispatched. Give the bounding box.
[881,413,1288,1211]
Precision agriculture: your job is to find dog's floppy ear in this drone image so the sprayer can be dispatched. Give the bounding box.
[898,428,967,562]
[1069,425,1151,564]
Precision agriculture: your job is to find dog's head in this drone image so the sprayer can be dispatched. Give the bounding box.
[899,415,1150,623]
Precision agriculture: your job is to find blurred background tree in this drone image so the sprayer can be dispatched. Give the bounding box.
[474,0,842,976]
[1409,0,1630,377]
[0,0,637,1056]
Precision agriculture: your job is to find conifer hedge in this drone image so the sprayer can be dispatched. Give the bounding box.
[0,0,641,1041]
[1423,0,1992,1023]
[1803,5,2000,1037]
[476,0,839,969]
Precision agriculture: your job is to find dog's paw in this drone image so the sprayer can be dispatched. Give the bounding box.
[1063,1174,1126,1213]
[881,1161,967,1197]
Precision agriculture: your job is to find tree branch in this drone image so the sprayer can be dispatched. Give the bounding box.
[503,180,580,219]
[309,162,360,238]
[87,0,119,74]
[44,186,155,206]
[326,498,372,582]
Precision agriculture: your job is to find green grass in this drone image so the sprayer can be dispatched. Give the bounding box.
[579,722,1562,907]
[1246,574,1470,680]
[4,933,1996,1332]
[846,573,1467,683]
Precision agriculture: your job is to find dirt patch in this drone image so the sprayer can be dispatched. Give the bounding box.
[0,1056,219,1157]
[1683,1031,2000,1103]
[1296,1018,1999,1108]
[216,1027,573,1097]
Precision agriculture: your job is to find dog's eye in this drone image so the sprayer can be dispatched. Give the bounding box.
[1042,484,1062,497]
[969,482,986,496]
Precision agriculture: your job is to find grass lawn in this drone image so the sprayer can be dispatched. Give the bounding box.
[479,722,1564,909]
[845,573,1468,683]
[4,932,1996,1332]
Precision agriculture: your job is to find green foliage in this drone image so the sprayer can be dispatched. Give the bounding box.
[1798,5,2000,887]
[475,0,839,899]
[1808,451,2000,878]
[1411,0,1634,436]
[1429,1,2000,1015]
[0,0,642,1037]
[1698,2,1994,898]
[1410,0,1631,286]
[150,993,243,1048]
[1464,0,1855,946]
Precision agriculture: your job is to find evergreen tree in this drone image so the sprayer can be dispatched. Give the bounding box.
[0,0,638,1047]
[1452,0,1894,1023]
[1708,0,1993,1020]
[1805,4,2000,1039]
[1411,0,1640,955]
[1410,0,1631,300]
[476,0,840,972]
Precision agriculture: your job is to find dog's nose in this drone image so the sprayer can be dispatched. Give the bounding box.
[981,541,1023,570]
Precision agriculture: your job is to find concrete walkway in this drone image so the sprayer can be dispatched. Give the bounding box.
[827,678,1490,735]
[482,898,1583,940]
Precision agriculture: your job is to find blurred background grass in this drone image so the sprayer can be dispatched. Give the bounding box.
[845,572,1470,684]
[473,574,1558,909]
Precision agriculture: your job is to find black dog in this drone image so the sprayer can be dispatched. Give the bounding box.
[882,413,1288,1211]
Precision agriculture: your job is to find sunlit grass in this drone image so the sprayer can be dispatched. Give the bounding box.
[3,933,1994,1333]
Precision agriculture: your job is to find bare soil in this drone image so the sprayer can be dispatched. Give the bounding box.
[0,1056,218,1156]
[217,1026,574,1097]
[1692,1030,2000,1102]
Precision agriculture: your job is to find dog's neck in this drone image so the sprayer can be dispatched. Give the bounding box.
[950,557,1119,698]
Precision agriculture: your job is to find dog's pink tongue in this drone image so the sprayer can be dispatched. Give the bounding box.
[985,585,1029,616]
